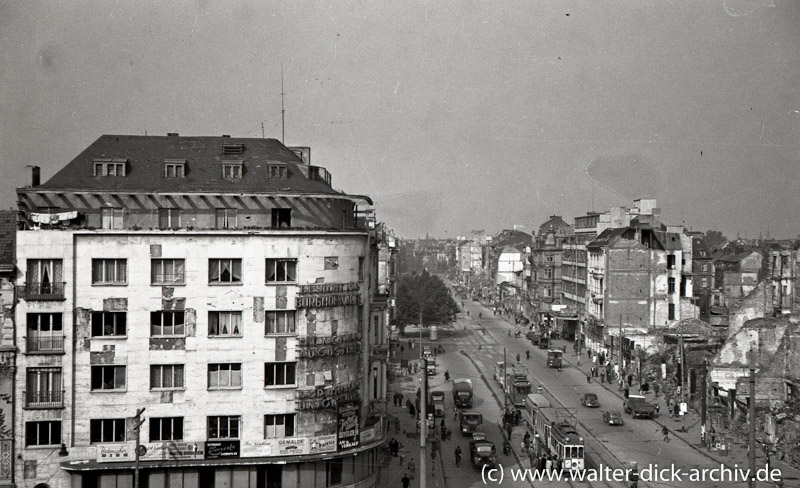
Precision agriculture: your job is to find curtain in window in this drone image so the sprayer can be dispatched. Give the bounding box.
[231,365,241,386]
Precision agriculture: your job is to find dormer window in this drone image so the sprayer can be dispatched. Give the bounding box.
[222,161,243,179]
[222,144,244,155]
[267,164,287,179]
[93,158,127,177]
[164,160,186,178]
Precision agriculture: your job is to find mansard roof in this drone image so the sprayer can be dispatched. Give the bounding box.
[33,134,346,197]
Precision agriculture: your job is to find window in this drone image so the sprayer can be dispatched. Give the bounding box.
[268,164,287,179]
[222,162,243,179]
[701,263,708,272]
[324,257,339,270]
[209,259,242,284]
[265,362,296,387]
[150,365,185,389]
[264,414,295,438]
[26,313,63,352]
[543,287,552,297]
[26,259,63,295]
[667,255,676,270]
[151,258,185,285]
[544,268,553,279]
[150,417,184,442]
[164,160,186,178]
[545,255,554,263]
[208,416,240,440]
[92,259,127,284]
[25,421,61,447]
[668,277,676,294]
[93,159,127,177]
[271,208,291,228]
[90,419,126,443]
[701,278,708,288]
[91,311,126,337]
[358,257,364,281]
[25,367,62,407]
[208,364,242,388]
[668,303,676,320]
[265,311,296,335]
[266,259,297,283]
[208,311,242,336]
[91,366,126,391]
[327,458,343,486]
[215,208,238,229]
[151,311,185,336]
[101,208,125,229]
[222,144,244,155]
[158,208,181,229]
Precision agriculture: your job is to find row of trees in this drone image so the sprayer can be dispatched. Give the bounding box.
[394,270,459,331]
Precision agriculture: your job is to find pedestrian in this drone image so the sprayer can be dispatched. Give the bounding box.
[395,417,401,433]
[545,456,553,473]
[662,426,669,442]
[409,404,416,418]
[408,458,415,478]
[454,446,462,467]
[600,371,605,383]
[674,402,680,417]
[624,387,629,398]
[402,474,411,488]
[523,432,531,451]
[654,383,660,397]
[415,397,420,412]
[587,374,591,383]
[516,353,521,364]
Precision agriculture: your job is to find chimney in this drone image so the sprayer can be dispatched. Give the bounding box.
[31,166,41,187]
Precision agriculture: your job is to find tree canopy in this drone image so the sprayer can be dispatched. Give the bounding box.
[394,270,459,329]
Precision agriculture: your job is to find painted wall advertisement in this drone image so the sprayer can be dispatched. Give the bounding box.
[141,441,204,461]
[244,437,310,457]
[337,401,360,451]
[311,434,337,454]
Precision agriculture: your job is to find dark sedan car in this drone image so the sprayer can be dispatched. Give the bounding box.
[581,393,600,408]
[602,410,624,425]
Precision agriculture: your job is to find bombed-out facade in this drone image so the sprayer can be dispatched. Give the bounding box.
[14,135,389,488]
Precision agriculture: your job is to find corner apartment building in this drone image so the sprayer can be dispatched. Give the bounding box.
[14,135,388,488]
[584,219,695,366]
[529,216,570,335]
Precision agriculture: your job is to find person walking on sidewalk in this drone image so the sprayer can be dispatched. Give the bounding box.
[454,446,462,467]
[401,474,411,488]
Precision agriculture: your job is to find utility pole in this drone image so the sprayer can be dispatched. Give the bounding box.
[133,407,146,488]
[748,363,756,488]
[280,62,286,144]
[420,330,427,488]
[619,314,623,385]
[503,348,508,413]
[680,334,687,433]
[701,358,708,446]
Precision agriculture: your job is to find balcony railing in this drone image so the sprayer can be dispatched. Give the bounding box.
[23,282,66,301]
[26,336,65,354]
[24,390,64,409]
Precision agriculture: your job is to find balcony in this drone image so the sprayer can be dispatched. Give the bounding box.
[23,282,66,301]
[24,390,64,409]
[26,336,65,354]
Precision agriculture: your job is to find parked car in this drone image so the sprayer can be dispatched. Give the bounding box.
[602,410,624,426]
[581,393,600,408]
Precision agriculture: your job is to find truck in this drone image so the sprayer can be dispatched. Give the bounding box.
[459,411,483,435]
[453,379,473,408]
[538,335,550,349]
[622,395,656,419]
[470,439,497,469]
[546,349,563,368]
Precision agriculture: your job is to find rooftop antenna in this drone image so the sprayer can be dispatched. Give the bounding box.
[281,62,286,144]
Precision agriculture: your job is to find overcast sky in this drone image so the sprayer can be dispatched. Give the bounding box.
[2,0,798,239]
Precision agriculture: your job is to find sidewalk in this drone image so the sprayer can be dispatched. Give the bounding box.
[380,362,447,488]
[550,334,800,484]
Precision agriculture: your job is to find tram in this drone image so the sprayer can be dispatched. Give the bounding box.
[521,394,584,471]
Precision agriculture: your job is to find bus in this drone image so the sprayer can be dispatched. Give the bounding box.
[546,349,563,368]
